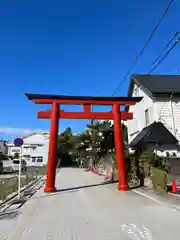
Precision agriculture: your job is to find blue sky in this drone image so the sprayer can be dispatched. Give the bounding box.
[0,0,179,141]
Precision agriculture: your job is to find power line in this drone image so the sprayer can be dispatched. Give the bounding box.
[90,2,149,146]
[132,36,179,94]
[152,31,179,66]
[164,31,179,49]
[149,38,179,73]
[125,35,179,116]
[112,0,174,96]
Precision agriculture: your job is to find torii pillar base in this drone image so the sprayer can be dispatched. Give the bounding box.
[44,187,57,193]
[118,184,129,191]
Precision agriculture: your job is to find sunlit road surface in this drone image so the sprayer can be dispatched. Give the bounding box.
[0,168,180,239]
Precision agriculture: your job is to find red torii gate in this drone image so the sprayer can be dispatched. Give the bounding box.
[25,93,142,193]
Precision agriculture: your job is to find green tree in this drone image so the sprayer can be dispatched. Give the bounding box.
[56,121,129,168]
[57,127,74,156]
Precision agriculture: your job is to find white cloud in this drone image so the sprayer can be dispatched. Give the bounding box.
[0,126,47,136]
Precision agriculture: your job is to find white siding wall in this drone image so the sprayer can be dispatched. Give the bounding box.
[154,98,180,142]
[127,84,155,143]
[127,85,180,156]
[23,133,49,144]
[23,133,49,165]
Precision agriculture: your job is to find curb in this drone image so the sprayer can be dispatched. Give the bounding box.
[168,192,180,198]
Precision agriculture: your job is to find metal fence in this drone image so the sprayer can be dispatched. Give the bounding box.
[0,166,47,201]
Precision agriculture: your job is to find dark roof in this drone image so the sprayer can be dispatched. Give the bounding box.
[129,74,180,97]
[25,93,142,102]
[125,74,180,112]
[129,121,178,148]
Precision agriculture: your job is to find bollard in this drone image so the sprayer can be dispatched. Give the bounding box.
[104,169,109,180]
[104,168,109,181]
[172,179,177,193]
[105,175,109,181]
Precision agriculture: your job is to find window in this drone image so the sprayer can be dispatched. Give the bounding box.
[23,147,30,153]
[172,152,177,157]
[11,148,20,153]
[145,109,149,126]
[38,144,44,147]
[13,160,19,164]
[31,156,43,163]
[31,147,36,152]
[23,155,30,161]
[37,157,43,163]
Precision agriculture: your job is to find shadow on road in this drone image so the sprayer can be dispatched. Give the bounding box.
[31,181,140,200]
[0,210,20,220]
[31,181,118,200]
[129,185,141,190]
[56,181,119,192]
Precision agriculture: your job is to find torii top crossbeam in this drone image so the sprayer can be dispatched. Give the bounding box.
[25,93,142,105]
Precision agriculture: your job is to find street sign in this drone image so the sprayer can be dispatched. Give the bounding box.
[14,137,23,200]
[14,138,24,146]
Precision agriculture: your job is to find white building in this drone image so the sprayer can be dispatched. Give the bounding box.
[8,132,49,166]
[126,74,180,157]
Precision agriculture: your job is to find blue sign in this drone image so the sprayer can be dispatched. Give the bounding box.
[14,138,24,146]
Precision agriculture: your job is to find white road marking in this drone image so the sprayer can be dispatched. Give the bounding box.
[121,223,152,240]
[132,189,163,204]
[133,188,180,213]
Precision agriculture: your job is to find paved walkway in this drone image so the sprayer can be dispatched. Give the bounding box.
[1,168,180,239]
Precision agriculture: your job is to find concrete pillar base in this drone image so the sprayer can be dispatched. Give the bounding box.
[44,187,57,193]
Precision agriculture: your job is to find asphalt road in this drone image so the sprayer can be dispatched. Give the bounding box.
[0,168,180,239]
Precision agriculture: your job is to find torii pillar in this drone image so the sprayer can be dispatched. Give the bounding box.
[113,103,128,190]
[45,102,59,192]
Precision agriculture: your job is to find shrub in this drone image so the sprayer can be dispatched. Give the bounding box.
[151,167,167,192]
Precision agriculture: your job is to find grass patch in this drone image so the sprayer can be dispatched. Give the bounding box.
[151,167,167,192]
[0,166,47,201]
